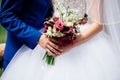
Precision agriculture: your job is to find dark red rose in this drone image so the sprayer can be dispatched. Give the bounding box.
[62,26,73,34]
[54,35,76,46]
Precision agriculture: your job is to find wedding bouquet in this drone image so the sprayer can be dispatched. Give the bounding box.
[42,0,86,65]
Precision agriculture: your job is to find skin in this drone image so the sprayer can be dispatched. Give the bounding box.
[0,44,5,58]
[60,0,103,54]
[38,0,102,57]
[0,1,102,58]
[60,0,103,55]
[38,35,62,57]
[38,19,102,57]
[38,15,88,57]
[60,22,103,54]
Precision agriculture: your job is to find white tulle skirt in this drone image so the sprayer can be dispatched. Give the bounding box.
[1,24,120,80]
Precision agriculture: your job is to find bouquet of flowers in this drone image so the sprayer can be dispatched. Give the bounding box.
[42,0,87,65]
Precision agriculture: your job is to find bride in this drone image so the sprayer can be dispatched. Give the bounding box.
[1,0,120,80]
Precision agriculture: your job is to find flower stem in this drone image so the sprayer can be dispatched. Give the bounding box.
[42,52,55,65]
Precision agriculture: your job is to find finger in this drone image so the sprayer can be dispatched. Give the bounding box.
[47,45,61,56]
[49,42,63,53]
[49,38,59,45]
[48,38,62,50]
[46,48,56,57]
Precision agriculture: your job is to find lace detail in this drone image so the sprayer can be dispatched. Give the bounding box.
[52,0,86,18]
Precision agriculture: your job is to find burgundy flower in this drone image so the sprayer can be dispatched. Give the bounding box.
[54,35,76,46]
[43,20,55,33]
[55,36,70,46]
[43,25,48,33]
[62,26,73,34]
[44,21,54,27]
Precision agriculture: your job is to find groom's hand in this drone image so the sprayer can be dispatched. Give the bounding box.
[38,34,62,57]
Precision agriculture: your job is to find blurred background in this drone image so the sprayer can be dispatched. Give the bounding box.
[0,0,6,76]
[0,25,6,43]
[0,24,6,76]
[0,0,7,42]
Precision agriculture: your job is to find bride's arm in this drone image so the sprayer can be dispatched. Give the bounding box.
[76,0,103,45]
[61,0,103,53]
[76,23,103,45]
[61,23,103,53]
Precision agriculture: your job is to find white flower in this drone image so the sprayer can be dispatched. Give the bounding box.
[45,27,54,37]
[65,22,74,26]
[45,26,65,37]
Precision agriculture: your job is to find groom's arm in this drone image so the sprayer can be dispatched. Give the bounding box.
[0,0,41,49]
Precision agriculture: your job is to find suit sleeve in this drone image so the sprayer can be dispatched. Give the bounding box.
[0,0,42,49]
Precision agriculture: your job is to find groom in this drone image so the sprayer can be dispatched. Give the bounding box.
[0,0,63,70]
[0,0,88,70]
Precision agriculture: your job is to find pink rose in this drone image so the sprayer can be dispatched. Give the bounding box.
[53,16,59,21]
[55,19,64,31]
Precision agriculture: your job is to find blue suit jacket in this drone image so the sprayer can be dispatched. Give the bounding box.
[0,0,53,66]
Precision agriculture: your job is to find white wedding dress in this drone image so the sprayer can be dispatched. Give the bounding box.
[1,0,120,80]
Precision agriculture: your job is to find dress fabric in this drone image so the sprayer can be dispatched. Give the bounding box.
[1,24,120,80]
[1,0,120,80]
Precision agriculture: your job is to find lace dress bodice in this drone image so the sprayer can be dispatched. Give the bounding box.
[52,0,86,21]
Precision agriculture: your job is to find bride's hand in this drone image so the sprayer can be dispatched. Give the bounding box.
[38,34,62,57]
[59,34,83,55]
[58,22,103,55]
